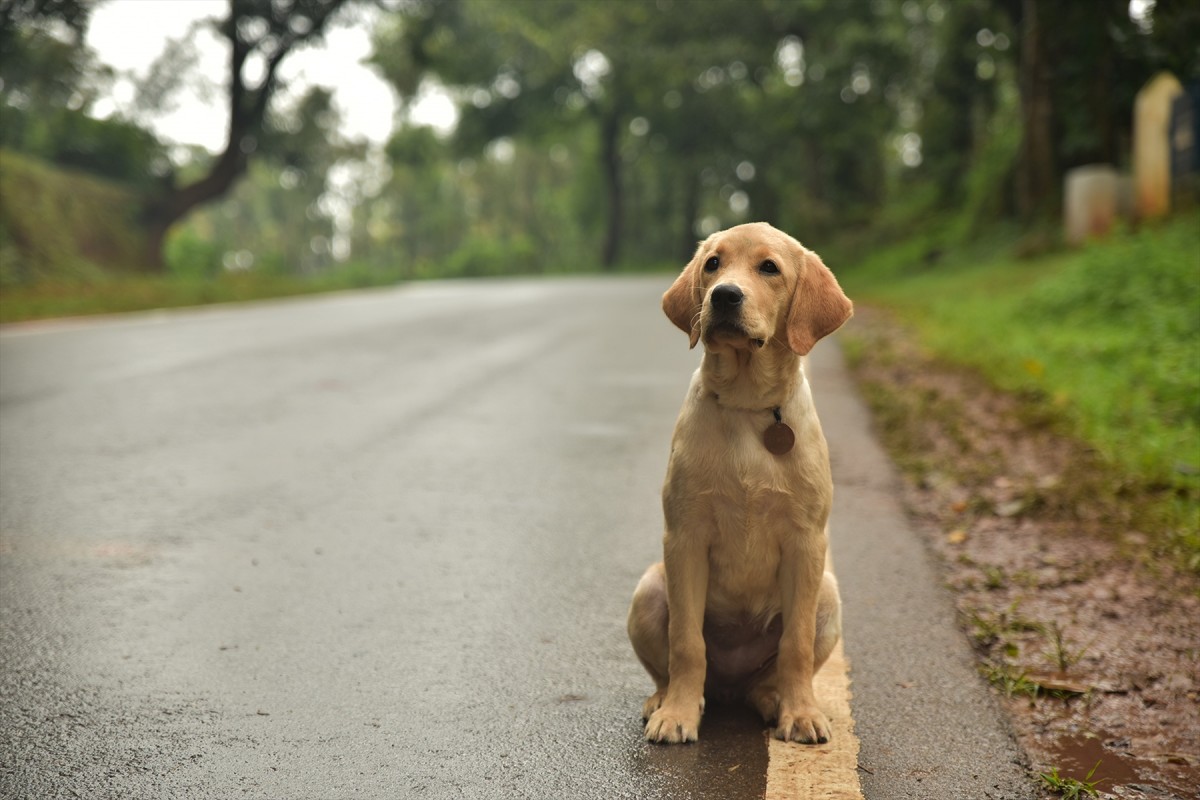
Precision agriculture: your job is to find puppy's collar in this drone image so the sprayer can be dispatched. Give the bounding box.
[713,393,777,413]
[712,395,796,455]
[711,391,783,413]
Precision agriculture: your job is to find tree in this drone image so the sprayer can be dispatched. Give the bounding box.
[0,0,88,54]
[372,0,637,265]
[0,0,170,187]
[2,0,368,270]
[138,0,361,269]
[370,0,925,268]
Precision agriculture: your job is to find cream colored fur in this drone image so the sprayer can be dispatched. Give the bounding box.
[627,222,852,744]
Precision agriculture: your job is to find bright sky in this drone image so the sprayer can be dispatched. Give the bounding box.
[86,0,456,153]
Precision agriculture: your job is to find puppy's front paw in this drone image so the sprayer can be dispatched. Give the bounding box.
[773,704,831,745]
[644,702,702,744]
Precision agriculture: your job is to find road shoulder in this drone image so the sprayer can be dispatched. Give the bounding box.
[806,335,1039,800]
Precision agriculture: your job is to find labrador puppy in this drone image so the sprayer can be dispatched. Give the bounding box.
[628,222,852,745]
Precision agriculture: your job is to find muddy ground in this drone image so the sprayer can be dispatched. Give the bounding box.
[842,308,1199,800]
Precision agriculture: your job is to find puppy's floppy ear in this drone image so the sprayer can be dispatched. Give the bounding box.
[786,247,853,355]
[662,245,705,349]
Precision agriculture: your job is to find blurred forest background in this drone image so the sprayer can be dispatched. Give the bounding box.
[1,0,1196,294]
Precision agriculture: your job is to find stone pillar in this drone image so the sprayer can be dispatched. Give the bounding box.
[1064,165,1118,245]
[1133,72,1183,219]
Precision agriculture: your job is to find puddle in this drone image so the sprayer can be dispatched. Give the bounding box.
[630,701,769,799]
[1044,733,1199,798]
[1050,734,1140,786]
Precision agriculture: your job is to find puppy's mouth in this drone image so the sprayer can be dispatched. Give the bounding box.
[704,319,767,349]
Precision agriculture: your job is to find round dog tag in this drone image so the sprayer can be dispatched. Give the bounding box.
[763,422,795,455]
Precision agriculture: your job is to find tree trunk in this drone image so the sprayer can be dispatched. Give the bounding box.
[678,166,700,263]
[140,144,250,270]
[754,170,781,230]
[1015,0,1057,220]
[599,110,623,269]
[141,219,172,272]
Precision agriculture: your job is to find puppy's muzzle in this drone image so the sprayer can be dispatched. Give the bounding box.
[708,283,766,348]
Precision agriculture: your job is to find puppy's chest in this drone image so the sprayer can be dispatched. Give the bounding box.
[671,414,814,615]
[701,414,800,497]
[704,483,790,615]
[707,476,792,549]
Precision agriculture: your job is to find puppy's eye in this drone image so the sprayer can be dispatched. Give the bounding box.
[760,260,780,275]
[704,256,720,272]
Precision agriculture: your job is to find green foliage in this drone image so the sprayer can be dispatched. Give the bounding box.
[1044,620,1091,674]
[371,0,913,267]
[0,149,145,285]
[1024,220,1200,434]
[1028,222,1200,336]
[916,0,1010,206]
[169,155,342,279]
[164,228,224,280]
[9,0,1193,280]
[260,86,354,175]
[1,105,169,186]
[0,16,168,188]
[945,85,1022,243]
[844,217,1200,572]
[0,5,96,110]
[1036,2,1153,168]
[441,234,538,278]
[360,129,601,277]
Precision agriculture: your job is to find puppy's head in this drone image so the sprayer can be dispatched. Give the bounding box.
[662,222,853,354]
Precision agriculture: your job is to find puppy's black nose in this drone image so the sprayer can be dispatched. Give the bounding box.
[711,284,743,309]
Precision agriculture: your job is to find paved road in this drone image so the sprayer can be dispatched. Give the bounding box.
[0,277,1035,799]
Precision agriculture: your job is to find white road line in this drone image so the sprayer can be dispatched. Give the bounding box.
[765,639,863,799]
[765,555,864,799]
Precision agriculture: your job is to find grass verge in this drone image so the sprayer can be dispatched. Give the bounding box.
[840,216,1200,574]
[0,265,419,325]
[0,259,670,325]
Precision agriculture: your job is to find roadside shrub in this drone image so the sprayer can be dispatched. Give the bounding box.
[1029,221,1199,334]
[1025,220,1200,431]
[1,106,168,188]
[443,235,539,278]
[165,228,224,280]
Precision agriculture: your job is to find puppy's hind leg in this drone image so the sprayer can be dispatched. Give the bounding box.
[627,562,670,720]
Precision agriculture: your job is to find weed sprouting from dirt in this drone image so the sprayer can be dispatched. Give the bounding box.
[1039,761,1104,799]
[1044,620,1091,674]
[981,662,1042,699]
[965,600,1042,652]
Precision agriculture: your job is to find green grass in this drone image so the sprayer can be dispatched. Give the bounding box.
[0,149,147,284]
[0,258,667,324]
[842,216,1200,572]
[1039,761,1104,799]
[0,264,420,324]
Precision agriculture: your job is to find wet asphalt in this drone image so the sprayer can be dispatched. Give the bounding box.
[0,276,1036,799]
